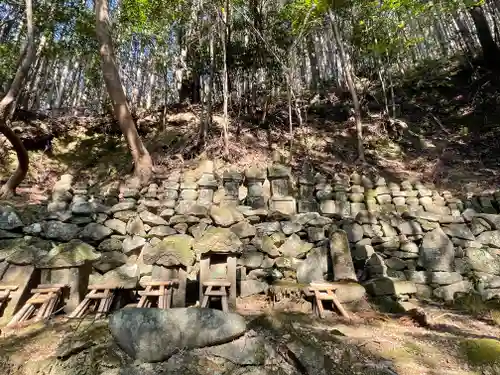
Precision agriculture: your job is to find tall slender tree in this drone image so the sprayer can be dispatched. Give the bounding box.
[95,0,153,184]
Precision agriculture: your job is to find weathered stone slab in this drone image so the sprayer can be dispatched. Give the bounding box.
[329,230,357,281]
[0,264,36,324]
[365,278,417,296]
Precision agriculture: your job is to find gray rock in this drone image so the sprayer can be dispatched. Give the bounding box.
[465,247,500,275]
[114,210,137,221]
[139,211,168,226]
[334,282,367,303]
[278,234,313,258]
[365,278,417,296]
[330,230,357,281]
[148,225,176,238]
[475,272,500,289]
[476,230,500,248]
[230,220,256,238]
[254,221,281,236]
[80,223,113,241]
[433,280,472,301]
[343,222,364,242]
[419,227,454,272]
[188,222,208,240]
[352,243,374,260]
[0,206,23,230]
[104,219,127,235]
[70,201,95,215]
[203,333,269,365]
[90,264,139,288]
[127,216,147,236]
[400,241,419,253]
[281,221,302,235]
[110,201,136,213]
[23,223,42,235]
[143,234,195,267]
[297,246,328,284]
[98,238,123,252]
[37,239,100,268]
[238,250,264,268]
[93,251,127,272]
[193,227,243,254]
[42,221,81,241]
[240,279,268,297]
[307,227,325,242]
[385,257,406,270]
[429,271,463,285]
[122,235,146,254]
[398,221,423,235]
[109,307,246,362]
[442,224,474,240]
[476,213,500,229]
[210,206,244,227]
[470,217,491,235]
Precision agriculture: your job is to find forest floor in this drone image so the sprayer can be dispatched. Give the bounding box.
[1,296,500,375]
[1,60,500,375]
[1,58,500,204]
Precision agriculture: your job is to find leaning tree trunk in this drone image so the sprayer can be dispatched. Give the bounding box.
[0,0,35,198]
[328,9,365,162]
[95,0,152,185]
[469,5,500,67]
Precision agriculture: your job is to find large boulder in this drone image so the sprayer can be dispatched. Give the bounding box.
[465,247,500,275]
[419,227,454,272]
[143,234,195,267]
[193,227,242,255]
[109,307,247,362]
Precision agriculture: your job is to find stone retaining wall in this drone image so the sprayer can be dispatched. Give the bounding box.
[1,160,500,315]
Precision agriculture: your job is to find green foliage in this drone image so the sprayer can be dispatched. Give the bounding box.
[461,338,500,366]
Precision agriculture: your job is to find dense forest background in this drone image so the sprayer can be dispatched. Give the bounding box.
[1,0,500,198]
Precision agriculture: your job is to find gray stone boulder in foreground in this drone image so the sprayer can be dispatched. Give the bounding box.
[109,307,247,362]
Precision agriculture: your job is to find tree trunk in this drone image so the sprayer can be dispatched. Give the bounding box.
[328,10,365,162]
[222,1,230,156]
[95,0,152,184]
[0,0,35,198]
[469,5,500,67]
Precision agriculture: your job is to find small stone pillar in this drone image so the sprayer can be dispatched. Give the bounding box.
[194,227,242,310]
[40,264,92,313]
[142,235,195,307]
[161,172,180,208]
[245,166,267,209]
[223,170,243,206]
[298,165,318,213]
[37,239,100,313]
[197,161,218,208]
[329,229,357,282]
[267,164,296,216]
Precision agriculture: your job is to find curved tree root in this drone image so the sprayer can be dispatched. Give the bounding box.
[0,124,29,198]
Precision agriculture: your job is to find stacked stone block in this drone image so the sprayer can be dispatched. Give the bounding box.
[3,164,500,308]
